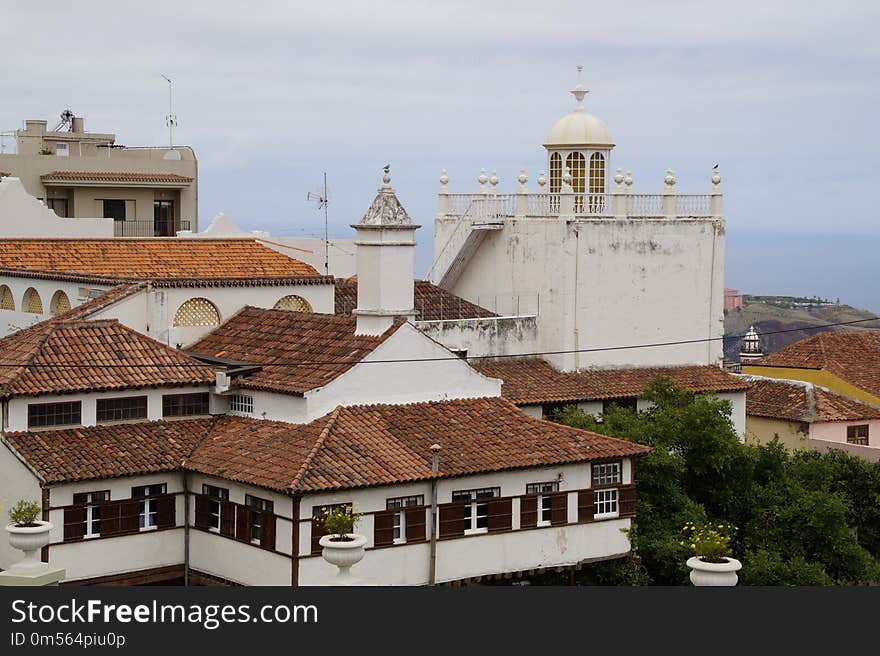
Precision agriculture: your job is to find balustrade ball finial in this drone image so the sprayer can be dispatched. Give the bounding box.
[664,168,676,187]
[562,166,572,186]
[711,165,721,186]
[478,168,488,186]
[489,170,499,188]
[439,169,449,186]
[382,164,391,186]
[613,168,624,187]
[517,169,528,186]
[537,171,547,188]
[624,171,633,187]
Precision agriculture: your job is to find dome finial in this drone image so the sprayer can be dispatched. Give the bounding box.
[570,63,588,110]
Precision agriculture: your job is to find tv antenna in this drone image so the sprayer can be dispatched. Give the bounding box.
[161,75,177,148]
[307,172,330,274]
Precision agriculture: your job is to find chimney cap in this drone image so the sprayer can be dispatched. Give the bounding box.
[430,443,441,452]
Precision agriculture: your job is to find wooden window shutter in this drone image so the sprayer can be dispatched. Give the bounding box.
[235,505,250,542]
[63,506,86,542]
[550,492,568,526]
[220,500,236,537]
[121,500,141,534]
[194,495,211,530]
[577,490,595,523]
[261,511,276,551]
[311,517,326,555]
[100,500,123,536]
[439,503,465,539]
[487,498,512,532]
[619,485,636,518]
[520,496,538,529]
[405,507,426,543]
[374,510,395,547]
[156,495,176,529]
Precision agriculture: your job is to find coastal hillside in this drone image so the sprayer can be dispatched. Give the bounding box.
[723,295,880,361]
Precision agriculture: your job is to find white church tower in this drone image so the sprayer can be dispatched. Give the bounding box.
[353,166,419,336]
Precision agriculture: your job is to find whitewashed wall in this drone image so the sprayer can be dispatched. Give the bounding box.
[441,216,725,372]
[0,275,113,336]
[415,315,538,358]
[4,385,213,433]
[0,438,44,569]
[0,177,113,238]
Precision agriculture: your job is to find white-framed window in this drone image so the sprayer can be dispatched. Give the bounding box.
[229,394,254,415]
[72,490,109,538]
[386,495,424,544]
[452,487,500,535]
[594,488,619,519]
[245,494,274,545]
[592,462,622,486]
[526,481,559,527]
[132,483,167,530]
[202,484,229,532]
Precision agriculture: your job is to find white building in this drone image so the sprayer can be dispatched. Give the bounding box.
[428,66,725,373]
[0,169,650,586]
[0,176,113,237]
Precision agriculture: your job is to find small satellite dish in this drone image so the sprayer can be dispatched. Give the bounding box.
[163,149,182,160]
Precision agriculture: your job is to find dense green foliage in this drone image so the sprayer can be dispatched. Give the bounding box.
[553,378,880,586]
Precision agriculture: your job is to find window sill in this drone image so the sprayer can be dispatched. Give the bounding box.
[464,527,489,536]
[393,537,407,545]
[594,512,620,521]
[139,525,158,532]
[27,424,83,433]
[208,527,220,534]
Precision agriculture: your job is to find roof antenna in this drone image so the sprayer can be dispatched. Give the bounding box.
[161,75,177,149]
[307,173,330,274]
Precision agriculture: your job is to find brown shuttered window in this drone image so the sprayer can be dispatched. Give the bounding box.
[156,495,176,529]
[487,498,512,532]
[220,501,236,537]
[619,484,636,518]
[194,495,211,530]
[520,495,538,529]
[374,510,395,547]
[311,517,326,555]
[578,490,595,523]
[99,501,122,536]
[261,511,276,551]
[235,505,251,542]
[63,506,86,542]
[405,507,427,543]
[550,492,568,526]
[439,503,465,539]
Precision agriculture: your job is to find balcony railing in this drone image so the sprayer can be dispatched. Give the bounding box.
[114,219,191,237]
[440,193,713,219]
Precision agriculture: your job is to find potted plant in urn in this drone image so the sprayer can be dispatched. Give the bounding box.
[682,521,742,586]
[317,505,365,582]
[6,499,52,571]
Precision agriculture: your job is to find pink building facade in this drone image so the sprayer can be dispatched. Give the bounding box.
[725,288,743,312]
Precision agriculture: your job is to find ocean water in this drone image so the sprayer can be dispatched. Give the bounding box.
[725,230,880,314]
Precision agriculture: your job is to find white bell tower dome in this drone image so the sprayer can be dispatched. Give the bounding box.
[544,65,614,212]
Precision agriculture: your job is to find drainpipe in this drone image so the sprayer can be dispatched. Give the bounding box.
[428,443,441,586]
[573,228,581,370]
[183,470,190,586]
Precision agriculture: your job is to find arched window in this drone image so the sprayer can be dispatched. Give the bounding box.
[565,152,586,212]
[273,295,313,313]
[50,290,71,316]
[589,152,606,213]
[22,288,43,314]
[173,297,220,327]
[0,285,14,311]
[549,152,562,213]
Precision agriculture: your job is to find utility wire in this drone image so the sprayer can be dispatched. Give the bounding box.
[0,316,877,370]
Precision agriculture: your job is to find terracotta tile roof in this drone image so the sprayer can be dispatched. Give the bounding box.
[4,418,215,484]
[186,398,651,493]
[41,171,193,184]
[755,330,880,399]
[0,172,9,177]
[335,279,497,321]
[0,318,216,397]
[745,377,880,422]
[0,238,319,281]
[188,307,401,395]
[473,358,750,405]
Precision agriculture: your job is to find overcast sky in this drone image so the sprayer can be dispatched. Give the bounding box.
[3,1,879,306]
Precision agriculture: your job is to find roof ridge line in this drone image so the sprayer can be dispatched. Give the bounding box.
[180,415,226,467]
[288,407,343,492]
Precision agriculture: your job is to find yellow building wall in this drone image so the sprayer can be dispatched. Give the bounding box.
[742,366,880,407]
[745,415,809,451]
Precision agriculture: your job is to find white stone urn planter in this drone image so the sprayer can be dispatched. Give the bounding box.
[6,521,52,572]
[687,556,742,586]
[320,533,367,584]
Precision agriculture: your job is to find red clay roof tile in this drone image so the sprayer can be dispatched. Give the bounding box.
[335,279,497,321]
[41,171,193,184]
[745,377,880,422]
